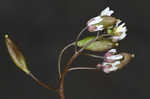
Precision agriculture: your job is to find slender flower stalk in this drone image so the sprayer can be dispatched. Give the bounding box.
[68,67,97,71]
[82,53,105,59]
[58,42,75,79]
[75,26,88,52]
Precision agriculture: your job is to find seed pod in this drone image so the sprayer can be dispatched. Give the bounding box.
[100,16,117,28]
[5,35,30,75]
[117,52,135,69]
[77,36,118,52]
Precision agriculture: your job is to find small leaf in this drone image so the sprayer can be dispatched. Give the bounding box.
[77,36,117,52]
[5,34,30,75]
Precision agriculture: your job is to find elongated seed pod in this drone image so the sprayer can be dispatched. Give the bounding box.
[100,16,117,28]
[5,35,30,75]
[117,52,135,69]
[77,36,118,52]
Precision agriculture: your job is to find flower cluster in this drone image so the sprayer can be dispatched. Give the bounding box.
[85,7,133,73]
[87,7,127,42]
[97,49,123,73]
[87,7,114,32]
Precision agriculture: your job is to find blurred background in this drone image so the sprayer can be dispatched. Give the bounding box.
[0,0,149,99]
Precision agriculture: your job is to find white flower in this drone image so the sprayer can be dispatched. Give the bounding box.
[115,20,122,27]
[100,7,114,16]
[94,25,104,31]
[102,61,120,73]
[87,16,104,31]
[87,7,114,32]
[87,16,103,26]
[106,54,123,60]
[112,32,127,41]
[111,22,127,41]
[108,49,117,53]
[116,23,127,33]
[102,49,123,73]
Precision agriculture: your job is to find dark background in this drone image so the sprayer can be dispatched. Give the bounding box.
[0,0,149,99]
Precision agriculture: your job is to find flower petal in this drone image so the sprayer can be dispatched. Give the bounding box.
[87,16,103,26]
[106,54,123,60]
[100,7,114,16]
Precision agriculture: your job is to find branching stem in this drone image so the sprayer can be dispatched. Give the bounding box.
[58,31,102,99]
[58,42,75,79]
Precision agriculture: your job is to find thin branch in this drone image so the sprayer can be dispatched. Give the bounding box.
[29,73,57,91]
[58,32,109,80]
[75,26,88,52]
[58,31,102,99]
[58,42,75,79]
[83,53,105,59]
[59,67,69,99]
[68,67,97,71]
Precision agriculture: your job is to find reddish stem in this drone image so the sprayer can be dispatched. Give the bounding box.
[58,52,80,99]
[30,73,57,91]
[58,33,102,99]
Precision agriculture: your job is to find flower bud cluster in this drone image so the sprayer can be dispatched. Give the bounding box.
[87,7,127,42]
[97,49,123,73]
[86,7,134,73]
[77,7,134,73]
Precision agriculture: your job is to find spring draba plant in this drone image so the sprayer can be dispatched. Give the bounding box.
[4,7,135,99]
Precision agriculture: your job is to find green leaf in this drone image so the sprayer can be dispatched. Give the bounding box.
[5,35,30,75]
[77,36,117,52]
